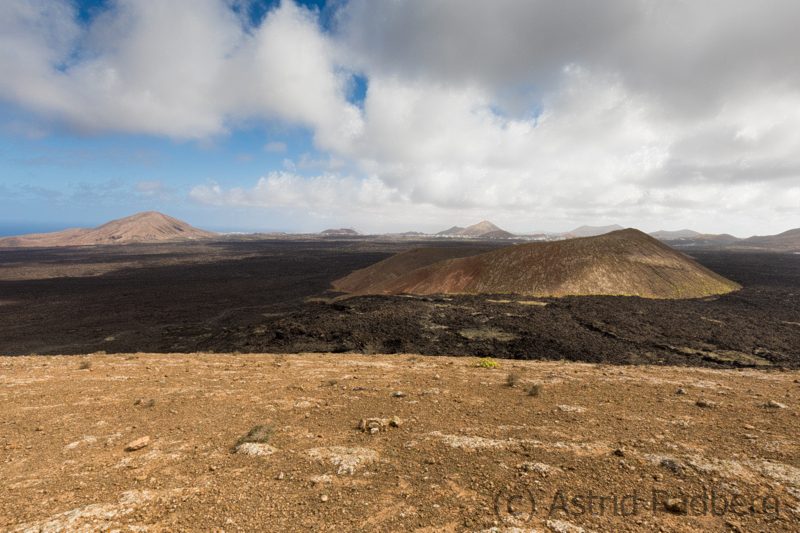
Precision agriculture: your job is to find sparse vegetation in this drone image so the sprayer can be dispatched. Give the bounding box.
[527,383,542,397]
[235,425,273,448]
[475,357,499,369]
[505,372,520,387]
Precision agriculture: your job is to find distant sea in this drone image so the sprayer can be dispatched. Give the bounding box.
[0,223,68,237]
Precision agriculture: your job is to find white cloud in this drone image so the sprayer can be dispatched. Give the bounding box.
[2,0,800,234]
[0,0,361,144]
[190,172,398,211]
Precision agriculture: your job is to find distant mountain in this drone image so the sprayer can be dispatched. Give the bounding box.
[650,229,703,240]
[662,233,741,247]
[334,229,740,299]
[0,212,215,248]
[737,228,800,252]
[565,224,624,238]
[437,226,465,236]
[320,228,360,236]
[436,220,513,239]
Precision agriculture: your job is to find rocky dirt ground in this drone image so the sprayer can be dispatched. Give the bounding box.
[1,353,798,532]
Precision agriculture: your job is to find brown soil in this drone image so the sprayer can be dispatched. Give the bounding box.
[1,353,798,532]
[335,230,740,299]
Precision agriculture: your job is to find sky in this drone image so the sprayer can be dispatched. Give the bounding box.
[1,0,799,236]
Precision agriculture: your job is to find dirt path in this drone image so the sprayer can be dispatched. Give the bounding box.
[1,353,798,532]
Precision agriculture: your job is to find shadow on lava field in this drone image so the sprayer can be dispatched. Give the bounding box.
[0,240,798,367]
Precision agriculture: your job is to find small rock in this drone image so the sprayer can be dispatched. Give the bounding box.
[359,416,402,433]
[124,436,150,452]
[764,400,788,409]
[235,442,276,456]
[359,418,384,433]
[276,472,285,480]
[556,404,586,413]
[519,462,561,476]
[612,448,625,457]
[675,387,688,395]
[392,391,406,398]
[659,458,684,475]
[664,498,685,514]
[320,494,329,502]
[695,399,716,408]
[742,424,756,430]
[35,426,44,432]
[725,519,744,533]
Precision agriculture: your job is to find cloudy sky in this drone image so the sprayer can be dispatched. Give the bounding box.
[1,0,799,236]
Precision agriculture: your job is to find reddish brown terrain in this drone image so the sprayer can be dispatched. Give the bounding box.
[335,230,740,299]
[1,353,798,532]
[333,246,495,294]
[0,212,215,248]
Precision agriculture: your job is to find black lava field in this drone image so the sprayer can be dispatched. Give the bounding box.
[1,240,798,368]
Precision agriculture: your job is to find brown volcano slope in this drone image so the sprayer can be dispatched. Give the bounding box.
[332,245,496,293]
[334,229,741,299]
[0,212,216,248]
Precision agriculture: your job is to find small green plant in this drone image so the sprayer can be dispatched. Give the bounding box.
[235,425,273,448]
[527,384,542,397]
[505,372,520,387]
[475,357,499,369]
[78,360,92,370]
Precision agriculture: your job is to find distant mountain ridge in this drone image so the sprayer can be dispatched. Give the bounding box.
[320,228,360,236]
[649,229,703,240]
[436,220,513,239]
[0,212,215,248]
[736,228,800,252]
[565,225,625,238]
